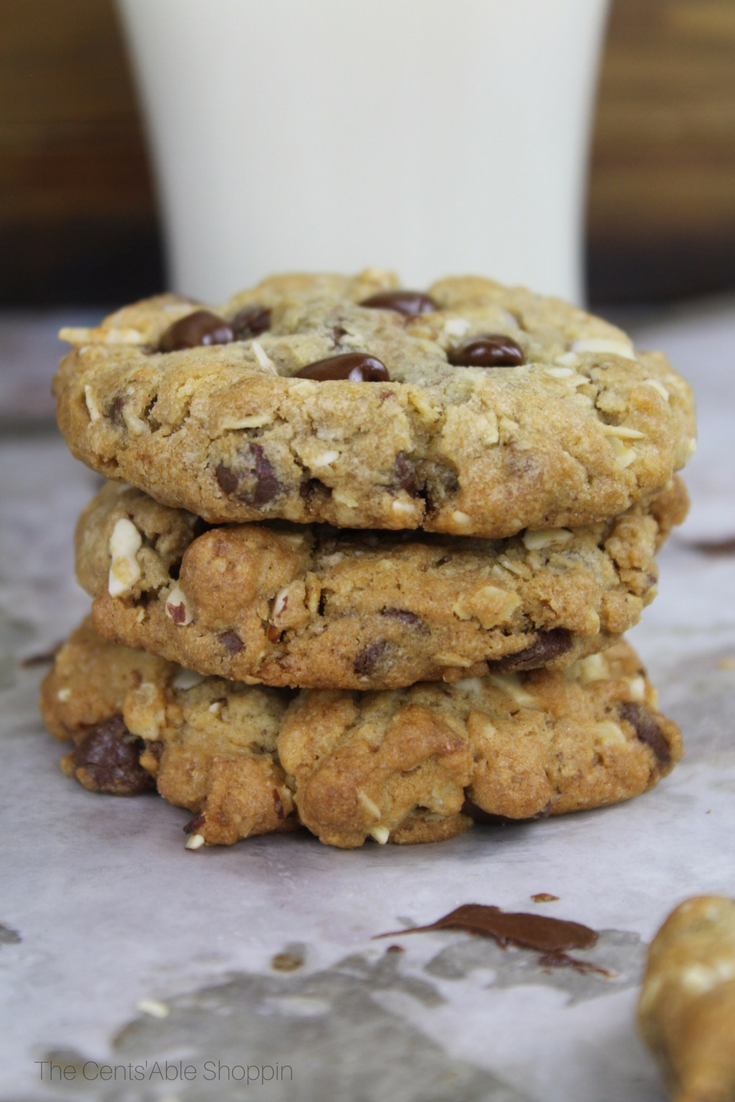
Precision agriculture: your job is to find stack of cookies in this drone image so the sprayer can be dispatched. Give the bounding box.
[41,271,696,849]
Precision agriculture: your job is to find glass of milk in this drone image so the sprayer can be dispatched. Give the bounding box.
[117,0,609,304]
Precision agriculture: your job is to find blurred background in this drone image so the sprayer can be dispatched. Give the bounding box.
[3,0,735,308]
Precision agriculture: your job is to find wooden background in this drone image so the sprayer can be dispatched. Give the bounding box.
[2,0,735,305]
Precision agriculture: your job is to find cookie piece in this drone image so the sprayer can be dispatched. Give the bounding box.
[55,270,696,538]
[75,477,687,690]
[639,896,735,1102]
[42,621,681,849]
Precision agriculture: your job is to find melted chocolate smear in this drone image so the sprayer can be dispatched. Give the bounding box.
[486,628,572,674]
[230,304,271,340]
[159,310,234,352]
[375,904,598,955]
[618,701,671,763]
[448,334,525,368]
[538,952,611,978]
[72,715,154,796]
[294,352,389,382]
[359,290,439,316]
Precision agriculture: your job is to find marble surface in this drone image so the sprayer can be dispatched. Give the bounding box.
[1,301,734,1102]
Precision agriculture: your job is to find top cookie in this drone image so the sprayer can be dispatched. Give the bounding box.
[55,270,696,538]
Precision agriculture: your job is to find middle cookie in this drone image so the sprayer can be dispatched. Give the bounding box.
[77,478,688,690]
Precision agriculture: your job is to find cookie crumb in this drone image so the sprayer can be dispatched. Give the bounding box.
[271,951,304,972]
[531,893,560,903]
[137,998,170,1018]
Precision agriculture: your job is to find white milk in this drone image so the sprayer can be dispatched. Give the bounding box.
[117,0,609,304]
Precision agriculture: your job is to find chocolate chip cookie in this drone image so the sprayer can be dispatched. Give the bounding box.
[41,620,681,849]
[75,478,687,690]
[55,270,696,538]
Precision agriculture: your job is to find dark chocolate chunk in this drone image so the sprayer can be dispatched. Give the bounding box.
[72,715,154,796]
[107,393,125,425]
[294,352,389,382]
[215,463,239,495]
[376,903,598,953]
[158,310,234,352]
[359,290,439,316]
[393,452,419,497]
[219,630,244,655]
[618,701,671,763]
[381,607,422,627]
[215,444,283,506]
[353,640,388,677]
[486,629,572,674]
[230,304,271,340]
[448,334,525,368]
[183,812,205,834]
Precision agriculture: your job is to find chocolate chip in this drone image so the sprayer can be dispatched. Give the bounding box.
[159,310,234,352]
[273,789,285,821]
[381,607,422,627]
[393,452,419,497]
[183,812,205,834]
[294,353,389,382]
[219,630,244,655]
[359,290,439,316]
[230,305,271,340]
[353,640,388,677]
[72,715,154,796]
[448,334,525,368]
[107,393,125,425]
[618,702,671,763]
[215,444,283,506]
[215,463,239,495]
[486,629,572,674]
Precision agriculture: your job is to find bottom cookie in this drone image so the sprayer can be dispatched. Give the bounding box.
[40,618,682,849]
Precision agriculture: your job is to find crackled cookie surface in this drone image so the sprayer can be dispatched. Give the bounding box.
[55,270,696,538]
[42,621,681,849]
[639,896,735,1102]
[76,478,687,690]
